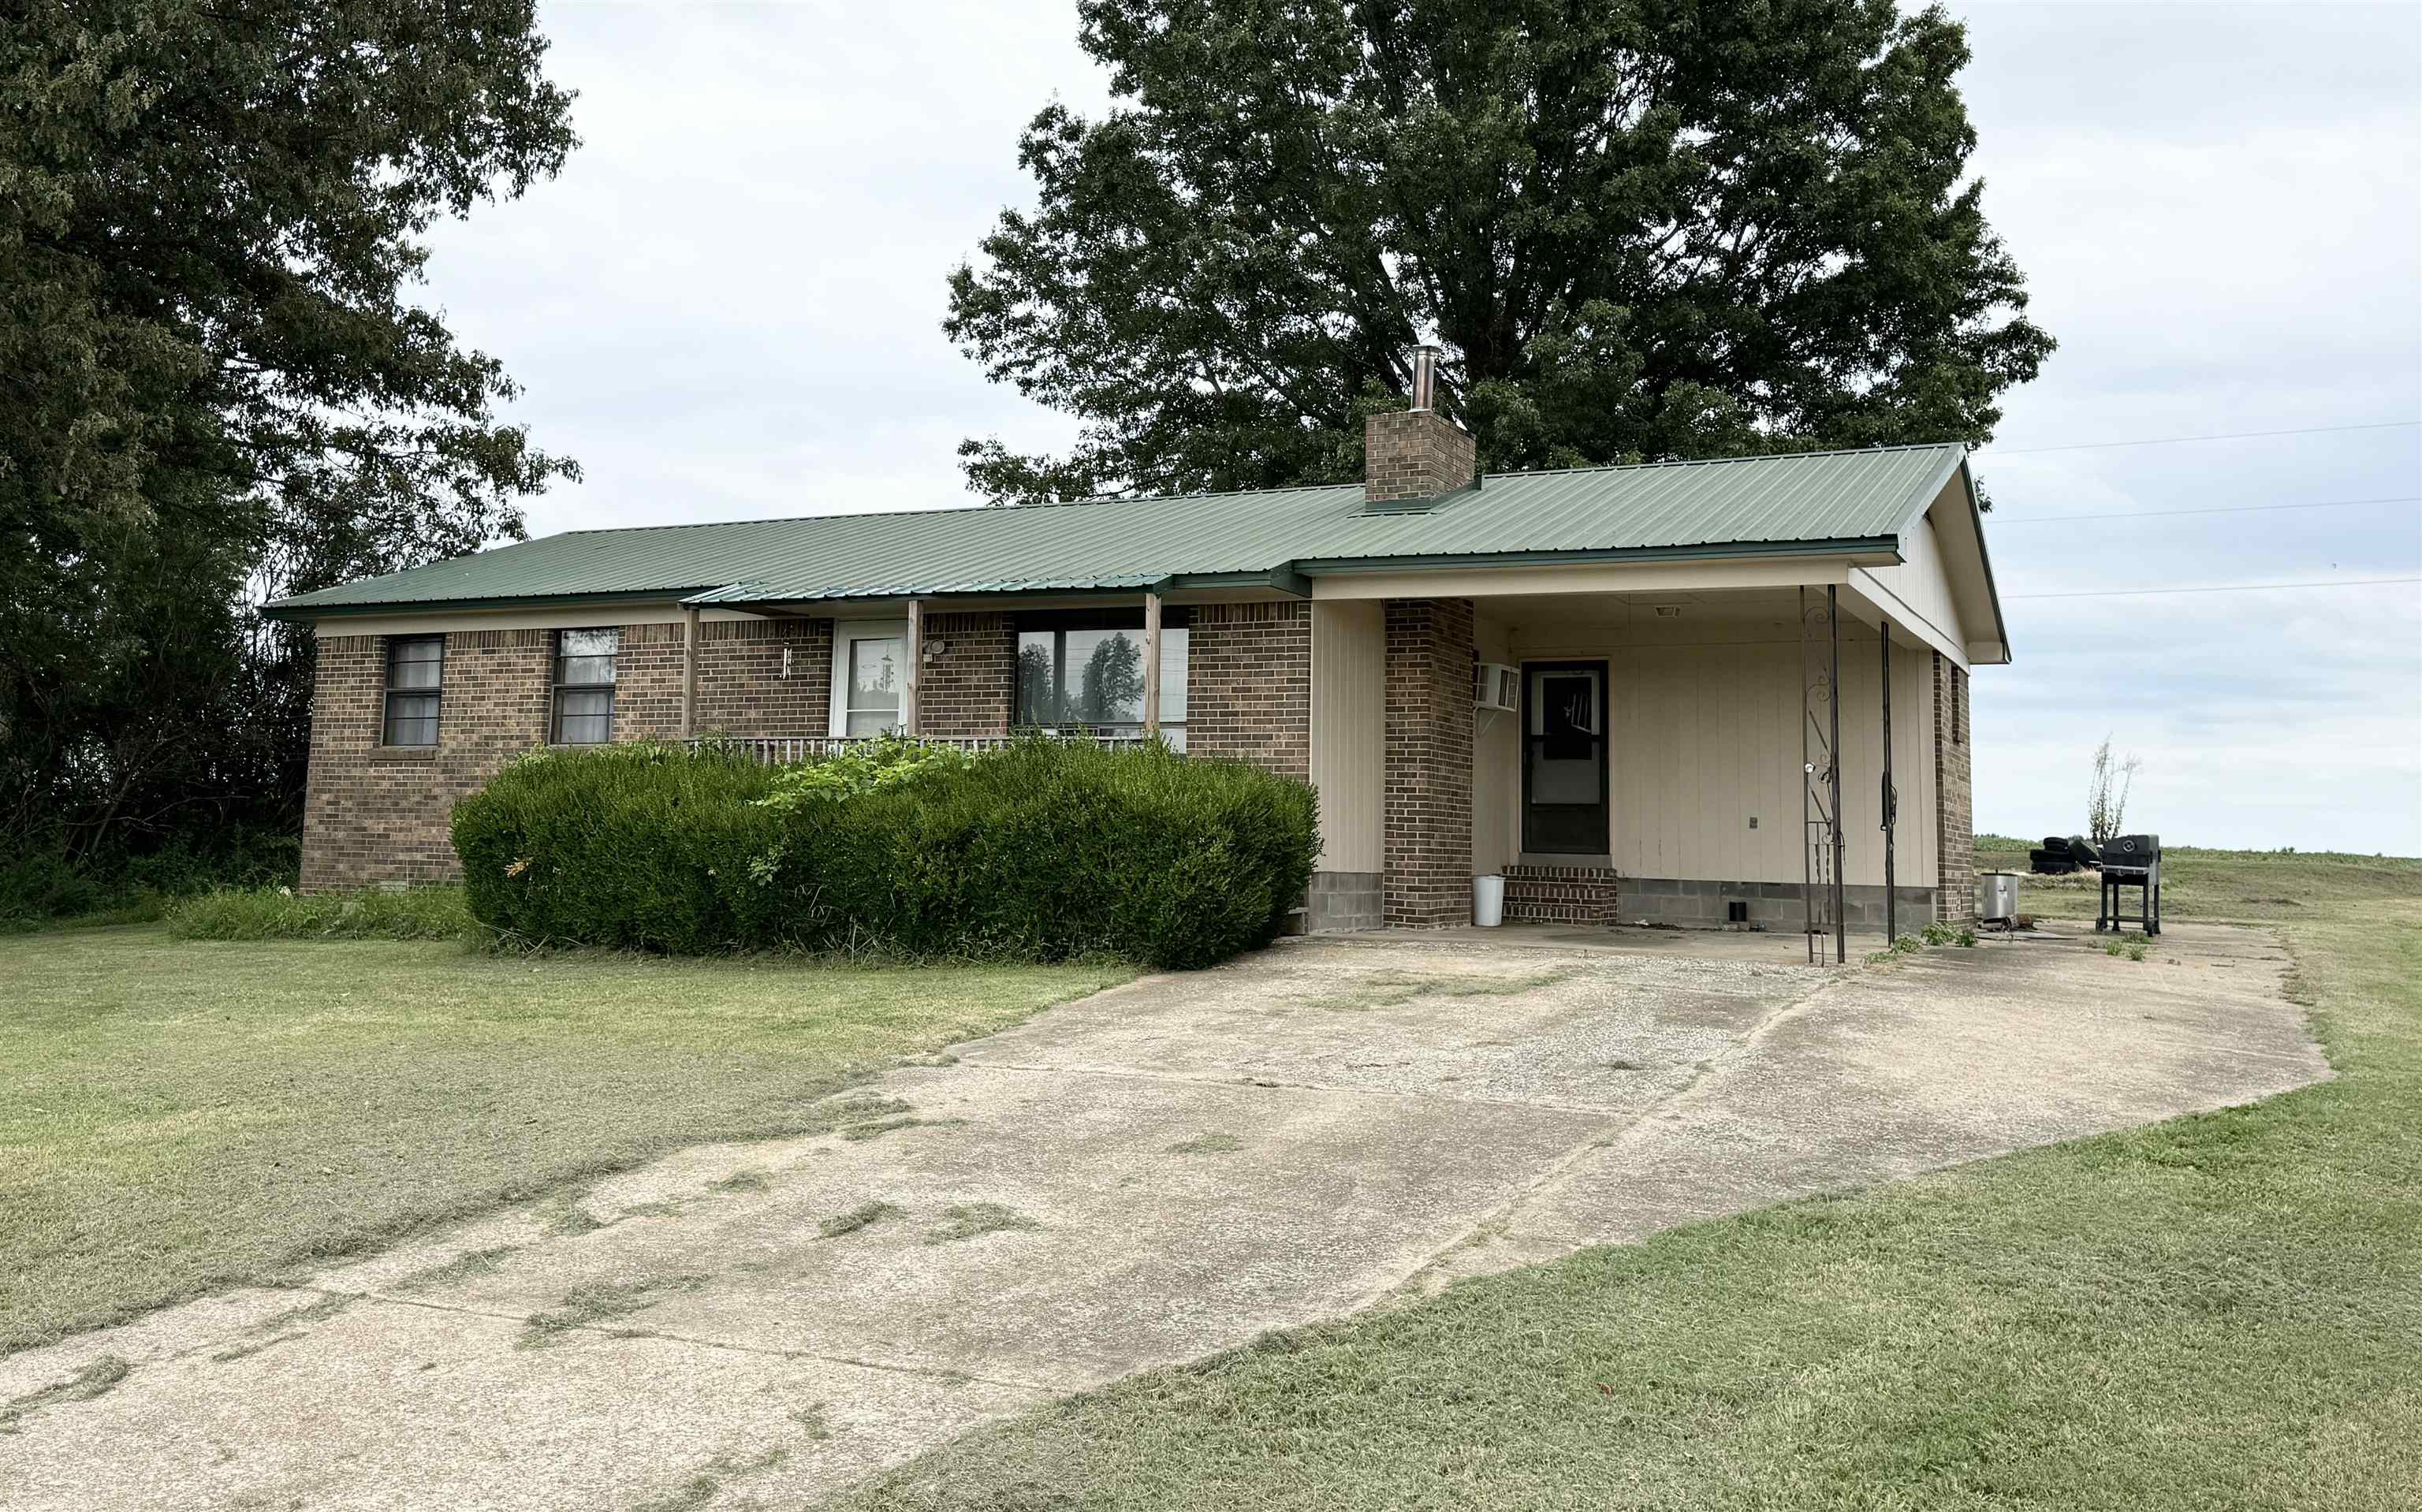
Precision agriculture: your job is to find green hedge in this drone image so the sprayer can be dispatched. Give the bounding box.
[450,739,1318,969]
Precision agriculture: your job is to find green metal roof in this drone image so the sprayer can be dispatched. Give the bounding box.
[267,443,1969,616]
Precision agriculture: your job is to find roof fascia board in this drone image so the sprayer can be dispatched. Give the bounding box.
[1959,456,2014,662]
[1309,555,1863,602]
[263,587,728,623]
[1299,536,1898,579]
[1167,566,1312,598]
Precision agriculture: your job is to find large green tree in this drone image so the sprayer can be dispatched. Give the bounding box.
[948,0,2052,505]
[0,2,576,888]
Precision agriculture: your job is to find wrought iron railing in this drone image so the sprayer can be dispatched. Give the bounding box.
[690,732,1166,766]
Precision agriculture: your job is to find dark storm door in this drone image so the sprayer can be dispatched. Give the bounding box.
[1522,661,1609,855]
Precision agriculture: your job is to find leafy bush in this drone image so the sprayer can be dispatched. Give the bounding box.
[451,738,1319,969]
[2,826,300,932]
[452,743,781,953]
[169,884,473,941]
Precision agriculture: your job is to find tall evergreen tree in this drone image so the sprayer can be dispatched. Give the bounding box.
[948,0,2052,505]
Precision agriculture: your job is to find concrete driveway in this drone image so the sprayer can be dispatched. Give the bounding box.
[0,923,2327,1511]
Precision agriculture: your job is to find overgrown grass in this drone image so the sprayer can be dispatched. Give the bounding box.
[167,884,474,941]
[0,928,1129,1354]
[824,899,2422,1510]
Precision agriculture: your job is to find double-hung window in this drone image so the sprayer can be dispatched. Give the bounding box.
[382,638,444,747]
[552,628,618,744]
[1014,611,1189,749]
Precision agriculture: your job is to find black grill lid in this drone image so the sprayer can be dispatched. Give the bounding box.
[2100,834,2159,872]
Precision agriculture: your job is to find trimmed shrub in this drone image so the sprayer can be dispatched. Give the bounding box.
[450,738,1318,969]
[170,884,472,941]
[452,743,782,953]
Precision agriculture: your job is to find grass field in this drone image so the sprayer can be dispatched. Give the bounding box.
[0,929,1129,1355]
[825,853,2422,1511]
[1973,837,2422,924]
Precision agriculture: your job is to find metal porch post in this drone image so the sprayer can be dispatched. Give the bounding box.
[1829,586,1846,964]
[1881,615,1895,944]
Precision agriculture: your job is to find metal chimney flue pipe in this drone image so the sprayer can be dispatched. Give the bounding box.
[1409,345,1439,412]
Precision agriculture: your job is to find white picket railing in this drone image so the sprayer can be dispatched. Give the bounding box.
[691,732,1166,766]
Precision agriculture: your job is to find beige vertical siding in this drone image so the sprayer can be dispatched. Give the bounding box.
[1472,613,1518,872]
[1513,616,1936,888]
[1857,512,1968,667]
[1309,600,1385,871]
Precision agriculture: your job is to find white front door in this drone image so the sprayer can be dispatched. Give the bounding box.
[828,620,911,737]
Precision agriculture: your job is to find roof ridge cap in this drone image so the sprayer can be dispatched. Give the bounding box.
[561,479,1363,538]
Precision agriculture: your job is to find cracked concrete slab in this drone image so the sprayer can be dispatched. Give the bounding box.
[0,923,2325,1511]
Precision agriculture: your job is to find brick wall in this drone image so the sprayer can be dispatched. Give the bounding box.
[1187,601,1311,780]
[1384,598,1475,927]
[1500,863,1619,925]
[1364,409,1477,505]
[301,617,837,891]
[918,612,1015,738]
[301,628,554,890]
[694,619,833,736]
[614,621,687,741]
[1934,653,1976,921]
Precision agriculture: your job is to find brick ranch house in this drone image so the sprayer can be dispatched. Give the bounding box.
[267,361,2007,940]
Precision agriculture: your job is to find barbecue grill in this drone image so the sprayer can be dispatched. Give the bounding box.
[2096,833,2161,936]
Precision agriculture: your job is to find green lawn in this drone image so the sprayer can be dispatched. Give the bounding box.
[826,863,2422,1511]
[0,928,1128,1354]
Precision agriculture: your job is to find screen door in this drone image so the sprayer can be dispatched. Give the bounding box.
[1522,661,1608,854]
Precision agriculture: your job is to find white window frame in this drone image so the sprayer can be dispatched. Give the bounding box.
[827,619,911,738]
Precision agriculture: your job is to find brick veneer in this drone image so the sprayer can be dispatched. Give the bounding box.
[1384,598,1475,927]
[1934,653,1976,921]
[917,612,1015,738]
[1364,409,1477,505]
[694,619,833,736]
[1187,601,1311,780]
[300,617,837,891]
[1500,864,1620,925]
[301,628,554,890]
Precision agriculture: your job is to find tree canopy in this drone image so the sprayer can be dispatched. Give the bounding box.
[0,1,576,903]
[948,0,2053,505]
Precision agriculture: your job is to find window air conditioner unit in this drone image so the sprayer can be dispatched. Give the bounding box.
[1474,661,1518,713]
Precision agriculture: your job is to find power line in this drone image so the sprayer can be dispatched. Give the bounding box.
[1992,494,2420,525]
[1977,419,2420,456]
[2003,577,2421,601]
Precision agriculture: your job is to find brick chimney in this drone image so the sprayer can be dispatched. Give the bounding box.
[1365,345,1477,507]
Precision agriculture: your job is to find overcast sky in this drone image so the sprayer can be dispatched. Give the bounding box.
[421,1,2422,855]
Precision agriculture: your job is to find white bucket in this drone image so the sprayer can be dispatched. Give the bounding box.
[1473,874,1506,928]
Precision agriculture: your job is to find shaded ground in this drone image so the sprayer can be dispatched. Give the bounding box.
[0,922,2325,1511]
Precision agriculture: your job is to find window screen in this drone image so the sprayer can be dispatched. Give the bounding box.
[552,628,618,744]
[382,638,443,747]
